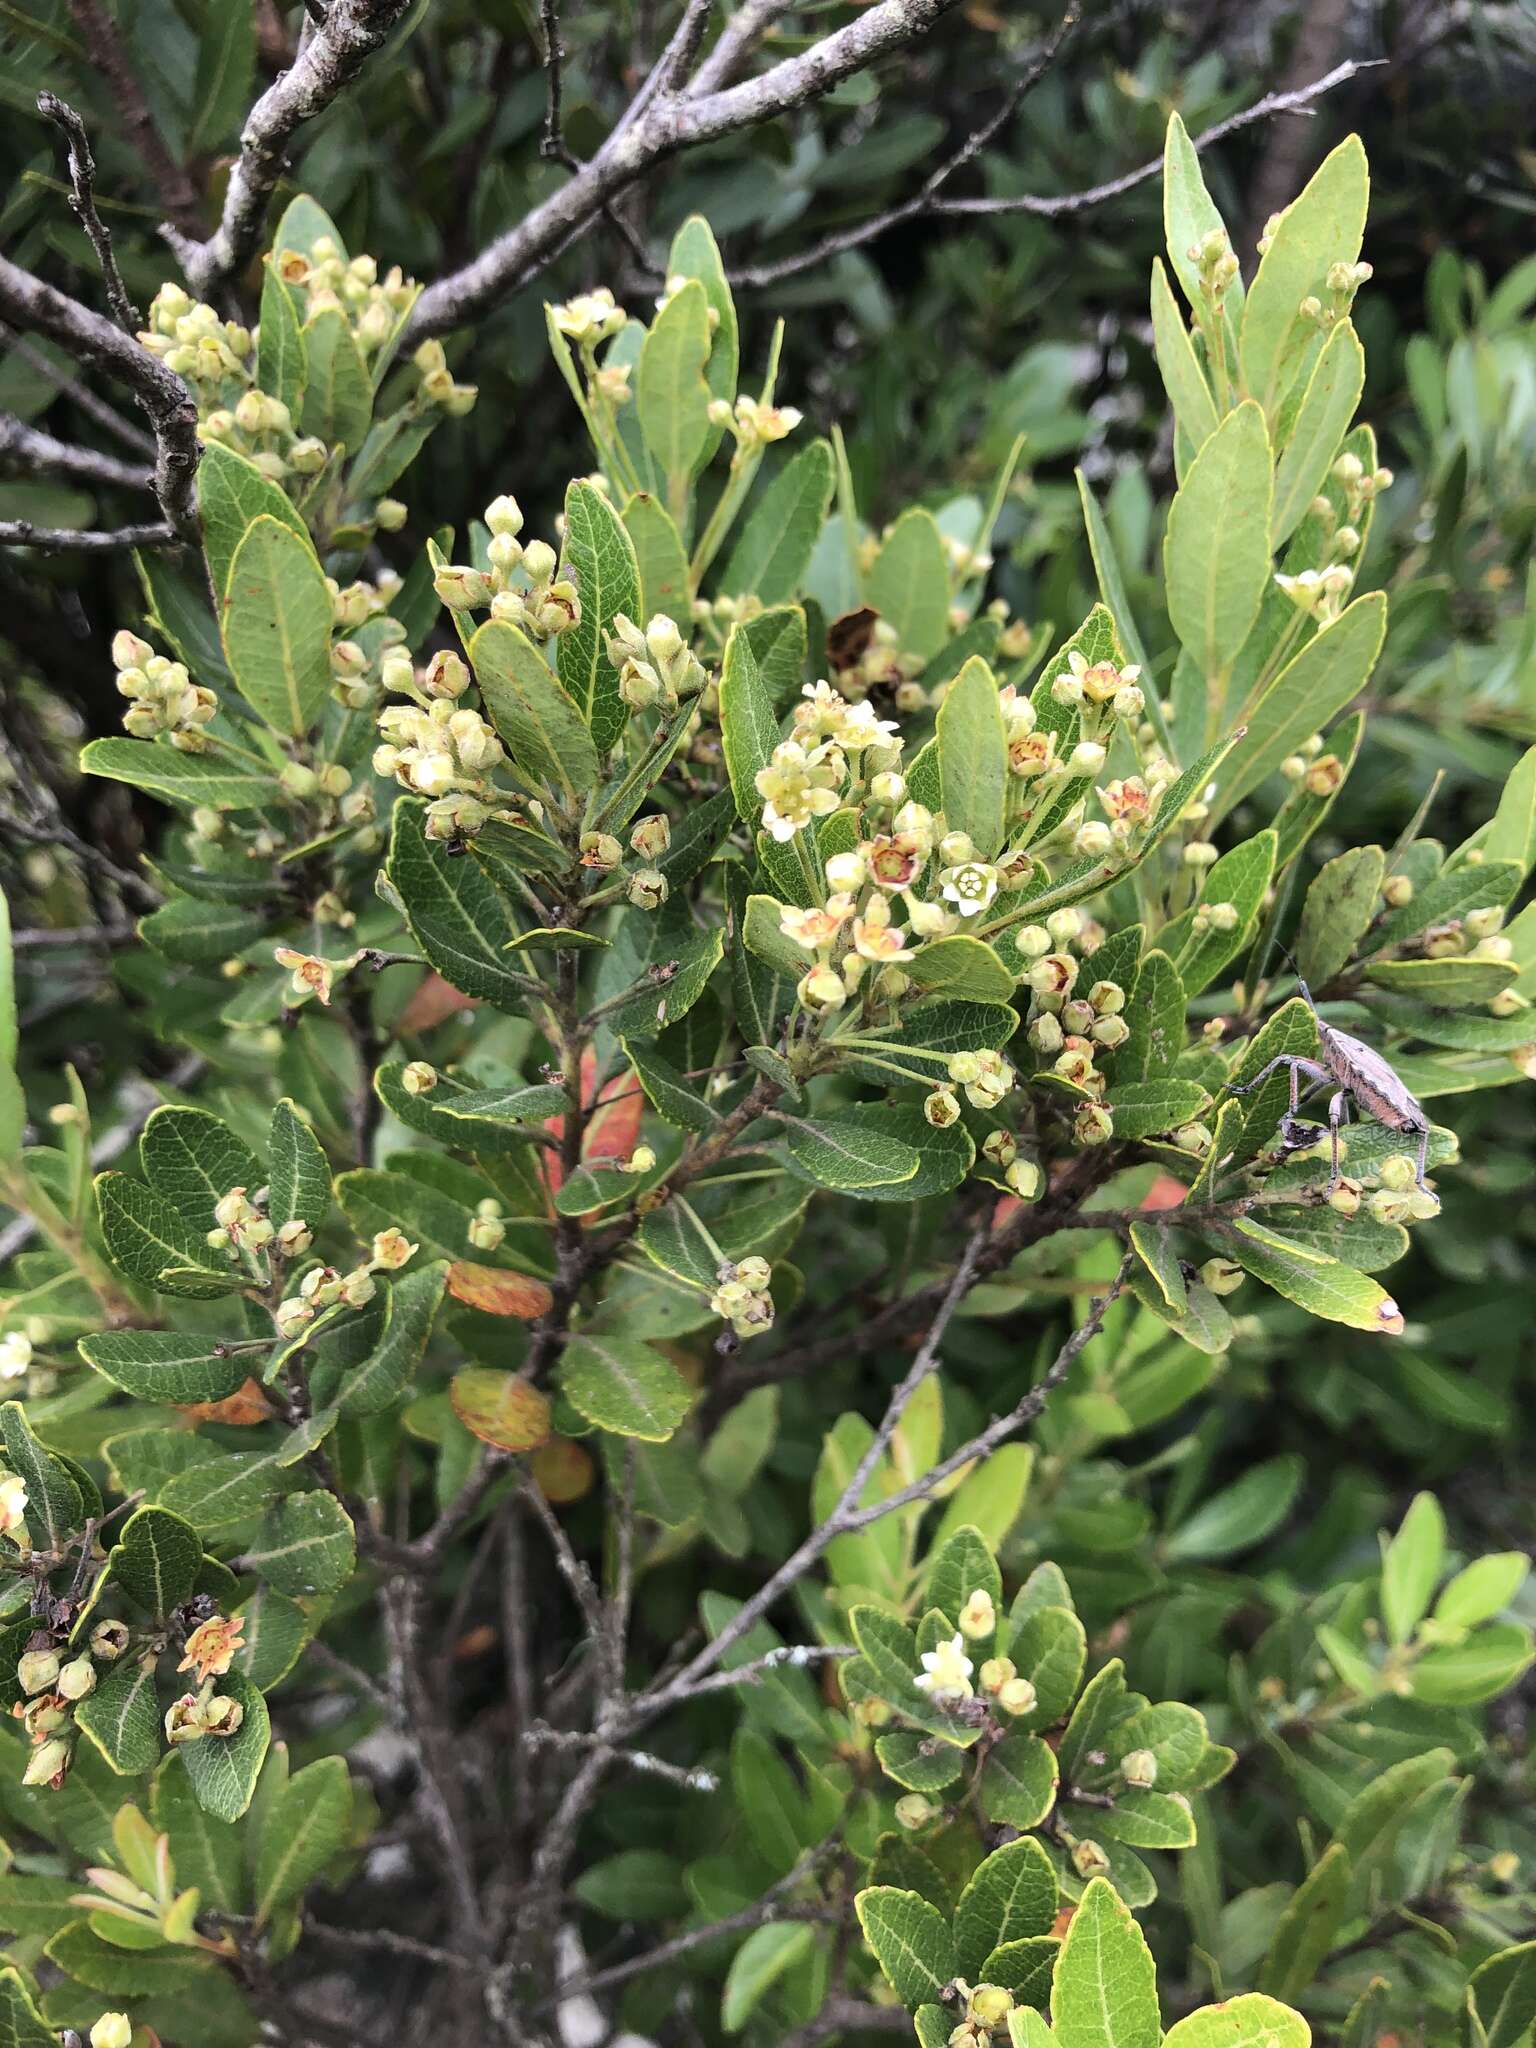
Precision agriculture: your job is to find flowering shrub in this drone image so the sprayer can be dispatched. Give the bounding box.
[1,125,1535,2048]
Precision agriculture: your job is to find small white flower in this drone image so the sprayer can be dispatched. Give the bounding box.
[0,1332,33,1380]
[914,1633,974,1703]
[940,862,1000,919]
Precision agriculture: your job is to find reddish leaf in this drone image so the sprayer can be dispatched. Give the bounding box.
[450,1367,551,1451]
[447,1262,554,1319]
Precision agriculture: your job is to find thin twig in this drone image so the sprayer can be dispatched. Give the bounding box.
[0,411,152,492]
[0,253,200,539]
[636,1642,854,1719]
[404,0,969,341]
[303,1917,482,1974]
[937,59,1378,220]
[11,922,138,950]
[0,517,177,550]
[523,1722,719,1793]
[729,0,1079,285]
[174,0,419,296]
[36,93,140,331]
[539,0,576,167]
[0,323,155,454]
[688,0,791,94]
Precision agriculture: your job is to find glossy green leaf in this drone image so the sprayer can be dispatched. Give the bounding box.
[721,1922,815,2032]
[253,1756,353,1924]
[559,1334,692,1441]
[719,619,780,831]
[1150,259,1217,452]
[472,616,599,803]
[855,1886,955,2008]
[953,1837,1058,1981]
[1297,844,1384,986]
[556,479,641,755]
[197,439,309,600]
[1164,400,1272,680]
[300,307,370,453]
[74,1654,161,1775]
[1241,137,1369,418]
[222,514,334,738]
[1164,1995,1311,2048]
[80,737,280,811]
[638,280,713,484]
[868,507,952,661]
[109,1505,202,1615]
[177,1671,270,1821]
[780,1115,921,1192]
[1272,320,1365,541]
[1051,1877,1159,2048]
[720,439,835,604]
[1166,1455,1305,1560]
[386,799,525,1008]
[256,259,306,416]
[267,1098,330,1234]
[245,1491,356,1596]
[623,492,691,620]
[1381,1490,1446,1646]
[937,654,1008,857]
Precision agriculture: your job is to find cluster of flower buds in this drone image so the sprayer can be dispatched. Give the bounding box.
[1011,913,1122,1146]
[273,1257,378,1338]
[375,699,506,799]
[468,1199,506,1252]
[1275,563,1356,627]
[923,1050,1017,1128]
[708,393,803,448]
[606,612,708,712]
[1276,731,1345,796]
[1190,227,1241,303]
[139,282,251,386]
[1300,258,1373,333]
[431,496,580,638]
[206,1185,312,1264]
[1324,1152,1440,1227]
[111,631,217,750]
[274,238,418,357]
[12,1618,136,1788]
[709,1256,774,1339]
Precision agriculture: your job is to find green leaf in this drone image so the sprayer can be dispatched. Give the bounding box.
[1091,1789,1196,1849]
[980,1729,1059,1828]
[1163,113,1243,318]
[623,492,691,621]
[1241,137,1369,419]
[1364,956,1517,1003]
[868,507,952,661]
[780,1115,921,1192]
[556,479,641,755]
[925,1525,1001,1631]
[1150,260,1217,452]
[109,1505,202,1615]
[1411,1624,1534,1706]
[151,1760,246,1914]
[300,307,370,453]
[1129,1220,1187,1315]
[1163,831,1277,996]
[0,1402,82,1551]
[669,215,739,445]
[1482,745,1536,876]
[139,1106,259,1238]
[334,1261,446,1417]
[1116,951,1186,1082]
[0,1966,58,2048]
[1371,857,1523,952]
[740,604,809,708]
[719,620,780,831]
[245,1492,356,1596]
[983,1936,1059,2007]
[937,654,1008,857]
[1006,1604,1087,1734]
[1010,2012,1064,2048]
[386,800,526,1009]
[1333,1748,1453,1899]
[472,616,599,803]
[1258,1841,1351,2002]
[267,1098,330,1234]
[253,1756,352,1924]
[574,1850,688,1921]
[1163,400,1272,680]
[1107,1079,1212,1142]
[1223,1229,1405,1334]
[1380,1491,1445,1646]
[197,439,309,601]
[876,1731,966,1792]
[907,935,1016,1004]
[1297,845,1384,986]
[256,259,306,417]
[1464,1943,1536,2048]
[855,1886,956,2008]
[73,1654,160,1775]
[77,1329,248,1406]
[80,736,279,811]
[953,1837,1058,1980]
[139,894,267,963]
[1272,321,1366,542]
[1435,1553,1529,1630]
[232,1585,310,1691]
[931,1445,1033,1556]
[1166,1455,1304,1560]
[178,1671,270,1821]
[558,1334,693,1441]
[1051,1877,1159,2048]
[1164,1995,1310,2048]
[721,1922,815,2032]
[721,440,835,605]
[638,280,713,485]
[94,1170,225,1296]
[221,514,334,738]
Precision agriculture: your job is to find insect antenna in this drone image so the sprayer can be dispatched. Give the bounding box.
[1272,940,1315,1010]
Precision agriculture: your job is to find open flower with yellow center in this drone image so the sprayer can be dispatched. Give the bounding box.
[274,948,341,1007]
[755,740,844,843]
[781,896,854,952]
[1009,730,1058,778]
[551,288,626,347]
[940,862,1000,919]
[865,834,924,891]
[178,1613,246,1683]
[914,1633,974,1704]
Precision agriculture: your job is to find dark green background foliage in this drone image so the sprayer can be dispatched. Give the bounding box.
[0,4,1535,2047]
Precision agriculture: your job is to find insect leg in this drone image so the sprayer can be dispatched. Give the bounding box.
[1227,1054,1330,1100]
[1415,1124,1430,1190]
[1326,1090,1350,1191]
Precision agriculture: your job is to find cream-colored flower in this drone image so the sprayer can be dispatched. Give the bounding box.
[914,1632,973,1703]
[780,896,854,952]
[754,740,844,843]
[940,862,1000,919]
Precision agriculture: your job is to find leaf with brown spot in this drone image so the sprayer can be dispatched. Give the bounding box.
[447,1262,554,1319]
[176,1378,276,1426]
[531,1436,595,1504]
[450,1368,551,1451]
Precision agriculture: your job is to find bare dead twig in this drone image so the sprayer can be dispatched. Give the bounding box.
[688,0,793,95]
[173,0,419,296]
[0,517,176,550]
[403,0,970,341]
[0,254,200,541]
[0,411,153,493]
[36,93,141,332]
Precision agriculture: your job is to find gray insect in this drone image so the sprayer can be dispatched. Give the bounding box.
[1227,969,1431,1190]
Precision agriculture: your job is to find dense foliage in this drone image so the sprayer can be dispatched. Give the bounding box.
[1,25,1535,2048]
